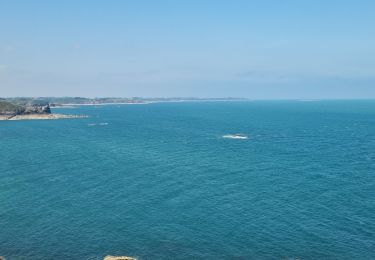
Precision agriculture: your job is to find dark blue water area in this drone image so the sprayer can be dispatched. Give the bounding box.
[0,101,374,259]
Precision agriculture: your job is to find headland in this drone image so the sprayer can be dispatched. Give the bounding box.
[0,99,86,121]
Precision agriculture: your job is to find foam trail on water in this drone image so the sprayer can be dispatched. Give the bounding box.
[222,134,248,139]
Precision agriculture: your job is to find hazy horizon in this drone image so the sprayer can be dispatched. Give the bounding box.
[4,95,375,101]
[3,96,375,101]
[1,0,375,99]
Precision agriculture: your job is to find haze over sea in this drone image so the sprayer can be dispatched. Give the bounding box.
[1,101,375,260]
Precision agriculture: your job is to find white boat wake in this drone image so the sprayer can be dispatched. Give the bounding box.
[222,134,248,140]
[88,122,109,126]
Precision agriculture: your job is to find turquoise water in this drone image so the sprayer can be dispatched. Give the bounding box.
[1,101,375,260]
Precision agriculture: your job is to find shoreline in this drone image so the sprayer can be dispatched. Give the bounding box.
[0,114,87,121]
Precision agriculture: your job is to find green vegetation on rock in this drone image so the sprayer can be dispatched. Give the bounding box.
[0,100,25,115]
[0,100,51,116]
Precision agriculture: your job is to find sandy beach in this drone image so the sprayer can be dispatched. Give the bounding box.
[0,114,87,121]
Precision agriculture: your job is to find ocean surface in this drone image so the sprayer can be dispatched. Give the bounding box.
[1,101,375,260]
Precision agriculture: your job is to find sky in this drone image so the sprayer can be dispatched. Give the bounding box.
[0,0,374,99]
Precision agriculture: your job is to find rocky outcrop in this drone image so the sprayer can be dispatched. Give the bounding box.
[0,101,51,117]
[23,103,51,114]
[0,100,25,116]
[0,100,87,120]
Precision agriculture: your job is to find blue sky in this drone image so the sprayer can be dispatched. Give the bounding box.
[0,0,374,98]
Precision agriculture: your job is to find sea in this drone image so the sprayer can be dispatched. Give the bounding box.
[0,101,374,260]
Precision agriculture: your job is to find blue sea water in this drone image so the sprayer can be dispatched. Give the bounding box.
[0,101,375,260]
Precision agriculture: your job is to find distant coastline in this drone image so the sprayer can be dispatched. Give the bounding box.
[56,98,248,107]
[0,97,246,121]
[3,97,247,107]
[49,97,248,108]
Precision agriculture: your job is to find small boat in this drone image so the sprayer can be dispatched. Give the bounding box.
[222,134,248,139]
